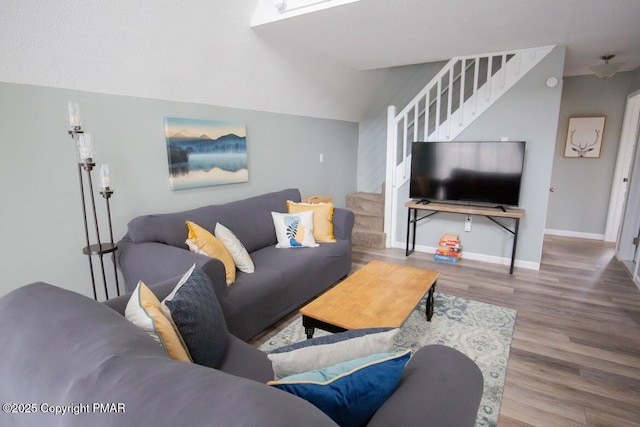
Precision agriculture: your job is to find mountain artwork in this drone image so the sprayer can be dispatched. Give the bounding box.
[164,117,248,190]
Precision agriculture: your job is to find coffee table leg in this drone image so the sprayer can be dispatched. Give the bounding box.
[425,281,436,321]
[305,327,315,339]
[302,315,315,339]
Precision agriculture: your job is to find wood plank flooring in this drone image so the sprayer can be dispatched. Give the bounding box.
[351,235,640,426]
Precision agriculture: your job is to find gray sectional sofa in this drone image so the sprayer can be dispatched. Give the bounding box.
[0,281,484,427]
[116,188,354,340]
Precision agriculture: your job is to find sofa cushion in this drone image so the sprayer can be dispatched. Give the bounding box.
[185,221,236,285]
[215,222,255,273]
[287,201,336,242]
[269,350,411,427]
[161,264,229,369]
[272,211,319,248]
[125,281,192,362]
[225,241,352,340]
[268,328,399,379]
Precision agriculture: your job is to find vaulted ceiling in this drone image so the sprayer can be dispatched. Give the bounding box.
[252,0,640,76]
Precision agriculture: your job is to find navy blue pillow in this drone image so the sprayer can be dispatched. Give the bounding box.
[161,265,228,369]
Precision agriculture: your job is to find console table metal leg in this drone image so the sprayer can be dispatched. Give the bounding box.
[510,219,520,274]
[406,209,414,256]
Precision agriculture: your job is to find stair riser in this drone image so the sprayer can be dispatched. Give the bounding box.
[352,230,386,249]
[354,215,384,231]
[345,197,384,217]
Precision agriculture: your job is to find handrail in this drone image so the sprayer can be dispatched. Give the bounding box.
[394,48,522,124]
[395,54,513,142]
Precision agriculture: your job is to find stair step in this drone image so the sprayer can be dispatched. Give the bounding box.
[354,213,384,232]
[352,229,386,249]
[345,192,384,216]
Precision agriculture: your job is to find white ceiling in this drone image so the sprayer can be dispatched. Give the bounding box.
[252,0,640,76]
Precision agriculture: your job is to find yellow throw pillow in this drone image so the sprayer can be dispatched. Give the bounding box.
[185,221,236,285]
[125,281,192,362]
[287,201,336,242]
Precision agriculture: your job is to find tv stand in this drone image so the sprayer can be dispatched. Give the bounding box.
[405,201,525,274]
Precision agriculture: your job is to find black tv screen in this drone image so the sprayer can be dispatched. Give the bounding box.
[410,141,526,207]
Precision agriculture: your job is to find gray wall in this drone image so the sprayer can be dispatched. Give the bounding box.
[633,67,640,91]
[0,82,358,298]
[545,71,637,237]
[394,46,566,267]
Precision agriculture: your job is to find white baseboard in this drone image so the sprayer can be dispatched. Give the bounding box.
[544,229,604,241]
[392,241,540,271]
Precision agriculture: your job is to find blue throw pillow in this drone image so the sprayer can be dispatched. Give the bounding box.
[268,350,411,427]
[268,328,399,379]
[161,264,228,369]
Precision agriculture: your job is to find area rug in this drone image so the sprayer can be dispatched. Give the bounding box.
[256,293,517,427]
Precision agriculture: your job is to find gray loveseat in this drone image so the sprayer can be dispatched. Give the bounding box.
[117,188,354,340]
[0,282,484,427]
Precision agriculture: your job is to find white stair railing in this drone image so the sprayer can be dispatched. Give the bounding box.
[384,45,554,247]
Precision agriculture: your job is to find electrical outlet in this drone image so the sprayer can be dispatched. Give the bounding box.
[464,215,472,232]
[319,153,324,163]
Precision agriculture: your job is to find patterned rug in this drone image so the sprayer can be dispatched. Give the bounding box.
[256,293,517,427]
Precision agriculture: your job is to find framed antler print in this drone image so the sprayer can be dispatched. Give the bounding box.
[564,116,605,158]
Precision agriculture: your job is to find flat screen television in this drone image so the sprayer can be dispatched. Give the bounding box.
[409,141,526,207]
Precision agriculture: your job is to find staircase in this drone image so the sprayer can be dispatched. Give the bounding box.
[384,45,555,247]
[346,191,385,249]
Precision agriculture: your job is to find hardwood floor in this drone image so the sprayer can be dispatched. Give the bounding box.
[352,235,640,426]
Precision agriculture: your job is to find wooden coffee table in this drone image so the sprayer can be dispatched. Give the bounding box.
[300,260,439,339]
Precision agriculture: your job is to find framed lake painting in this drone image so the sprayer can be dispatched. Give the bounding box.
[164,117,248,190]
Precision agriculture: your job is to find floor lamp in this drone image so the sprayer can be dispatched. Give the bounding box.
[67,102,120,300]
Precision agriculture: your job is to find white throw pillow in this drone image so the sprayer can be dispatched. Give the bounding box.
[271,211,319,248]
[214,223,255,273]
[125,281,192,362]
[267,328,400,380]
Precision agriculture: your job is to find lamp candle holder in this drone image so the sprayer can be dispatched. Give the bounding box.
[100,187,115,245]
[67,110,120,300]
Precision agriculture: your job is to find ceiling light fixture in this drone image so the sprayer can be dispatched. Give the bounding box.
[590,54,624,80]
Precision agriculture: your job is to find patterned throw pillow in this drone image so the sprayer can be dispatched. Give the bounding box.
[268,328,399,380]
[268,350,411,427]
[125,281,192,362]
[160,264,228,369]
[185,221,236,285]
[287,201,336,242]
[271,211,319,248]
[214,223,255,274]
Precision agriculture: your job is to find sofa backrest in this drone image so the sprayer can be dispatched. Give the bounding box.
[0,282,338,427]
[124,188,301,253]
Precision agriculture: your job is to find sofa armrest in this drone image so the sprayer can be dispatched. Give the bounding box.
[116,240,228,298]
[332,207,355,241]
[368,345,483,427]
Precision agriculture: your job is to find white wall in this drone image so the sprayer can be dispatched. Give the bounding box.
[0,0,383,123]
[0,82,358,299]
[392,46,566,268]
[545,72,639,239]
